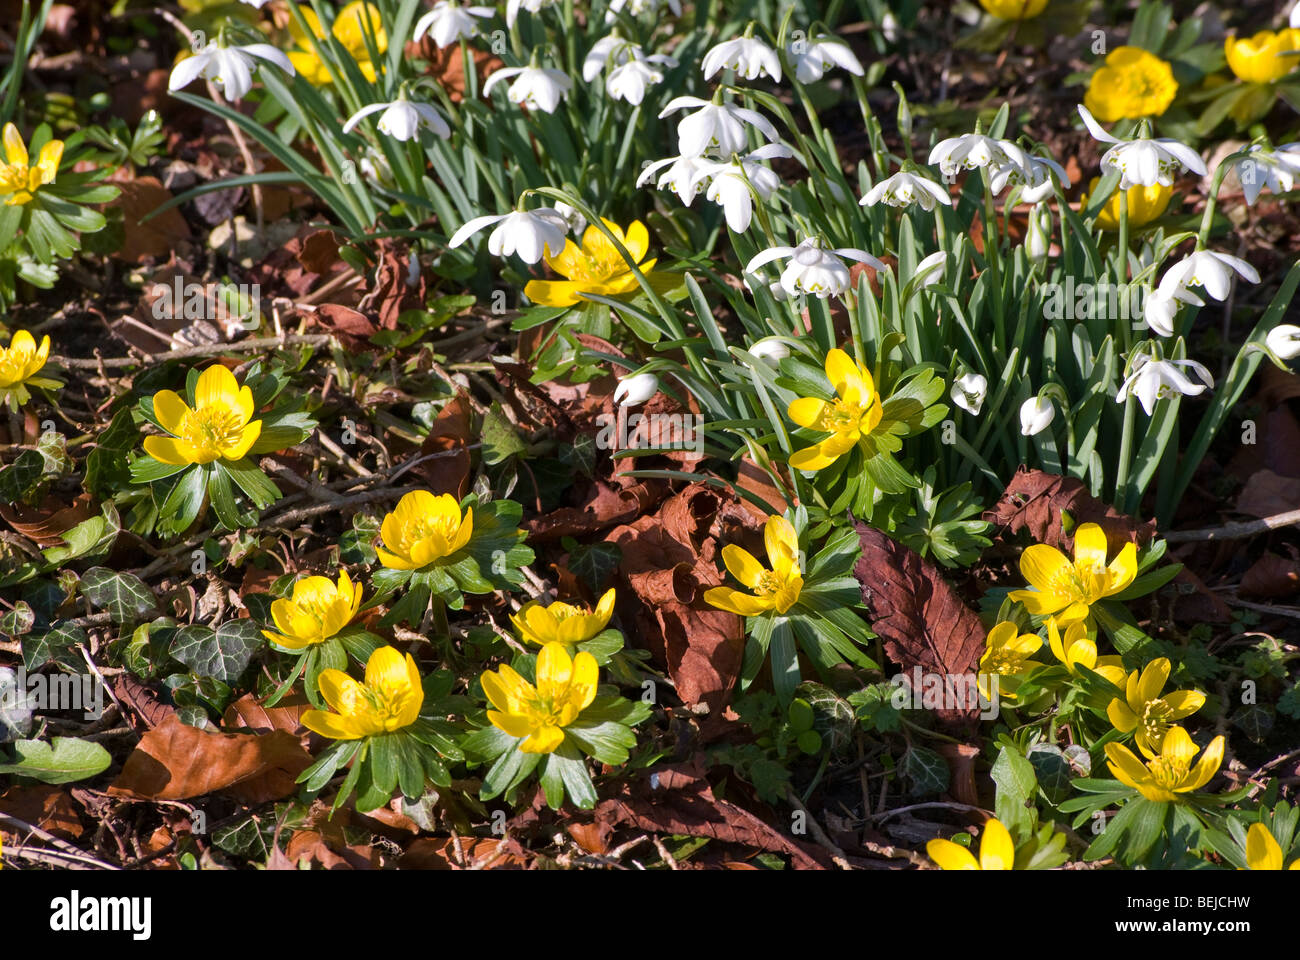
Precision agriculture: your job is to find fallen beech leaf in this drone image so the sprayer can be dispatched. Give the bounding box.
[415,392,474,499]
[399,835,526,869]
[108,175,191,263]
[983,467,1155,554]
[1239,553,1300,599]
[1236,469,1300,519]
[111,673,176,730]
[0,493,96,547]
[314,303,377,340]
[296,229,342,275]
[108,713,311,803]
[853,524,986,726]
[222,691,309,740]
[0,784,84,840]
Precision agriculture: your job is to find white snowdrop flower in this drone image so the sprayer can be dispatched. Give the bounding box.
[413,1,494,48]
[553,200,586,235]
[583,36,636,81]
[343,98,450,141]
[951,373,987,415]
[789,35,864,84]
[881,11,900,42]
[928,134,1027,179]
[1292,0,1300,28]
[658,96,780,158]
[1157,250,1260,304]
[860,170,951,210]
[1024,202,1053,264]
[605,0,681,19]
[703,35,782,82]
[1265,324,1300,360]
[506,0,555,28]
[484,64,572,113]
[745,238,884,300]
[749,337,791,364]
[238,0,273,7]
[1142,288,1184,338]
[1232,144,1300,206]
[1077,104,1206,189]
[691,144,792,232]
[913,251,947,289]
[990,150,1071,203]
[1019,396,1055,436]
[614,372,659,407]
[1117,354,1214,416]
[637,154,712,206]
[168,40,294,101]
[607,54,676,105]
[447,208,569,263]
[743,276,790,302]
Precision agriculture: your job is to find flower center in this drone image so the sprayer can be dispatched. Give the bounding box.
[1144,754,1190,790]
[823,396,871,436]
[179,405,246,456]
[1140,699,1173,743]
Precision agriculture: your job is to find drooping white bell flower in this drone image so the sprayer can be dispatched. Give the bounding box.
[604,0,682,20]
[860,170,952,210]
[990,151,1071,203]
[343,98,450,141]
[1141,288,1185,338]
[583,36,637,81]
[928,134,1027,179]
[702,35,782,82]
[606,53,677,105]
[553,200,586,235]
[951,373,988,415]
[614,372,659,407]
[168,40,294,101]
[789,35,864,84]
[637,154,712,206]
[658,96,779,158]
[484,63,572,113]
[1265,324,1300,360]
[1117,353,1214,416]
[237,0,273,7]
[1232,144,1300,206]
[744,238,884,300]
[447,208,569,263]
[912,251,948,290]
[1077,104,1206,189]
[1019,396,1055,436]
[690,144,792,232]
[414,1,494,47]
[506,0,555,28]
[748,338,791,364]
[1156,250,1260,304]
[1024,202,1053,264]
[881,11,900,42]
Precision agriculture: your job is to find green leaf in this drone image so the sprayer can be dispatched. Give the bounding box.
[169,619,263,683]
[901,744,950,798]
[22,622,86,671]
[79,566,158,624]
[0,736,112,784]
[480,402,527,465]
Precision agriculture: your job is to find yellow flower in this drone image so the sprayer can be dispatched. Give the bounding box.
[786,348,884,472]
[301,645,424,739]
[1245,822,1300,870]
[376,491,473,570]
[978,621,1042,700]
[1104,726,1224,803]
[704,515,803,616]
[0,329,54,411]
[512,588,616,647]
[262,570,363,650]
[1009,523,1137,626]
[481,641,598,754]
[1224,29,1300,86]
[288,1,387,86]
[1106,657,1204,759]
[926,817,1015,870]
[523,219,670,308]
[0,123,62,206]
[1083,46,1178,122]
[978,0,1047,19]
[143,364,262,465]
[1086,177,1173,231]
[1046,618,1126,685]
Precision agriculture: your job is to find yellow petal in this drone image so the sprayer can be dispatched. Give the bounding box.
[35,139,62,185]
[489,709,534,739]
[1107,698,1139,733]
[220,419,261,461]
[152,390,192,438]
[824,348,864,398]
[317,669,363,716]
[2,123,26,167]
[1019,544,1071,593]
[143,435,198,465]
[525,279,583,307]
[1246,822,1283,871]
[722,543,766,589]
[926,837,980,870]
[1071,523,1109,571]
[194,364,240,410]
[520,724,564,754]
[300,708,361,740]
[569,650,599,711]
[787,396,829,429]
[1104,742,1150,791]
[364,645,412,693]
[593,588,616,627]
[978,818,1015,870]
[536,641,573,693]
[1106,541,1138,594]
[1181,734,1224,792]
[623,220,650,263]
[1162,689,1204,720]
[1136,658,1171,707]
[764,516,798,566]
[703,586,771,617]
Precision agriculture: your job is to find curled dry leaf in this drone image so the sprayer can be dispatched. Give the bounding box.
[108,713,311,804]
[983,467,1155,554]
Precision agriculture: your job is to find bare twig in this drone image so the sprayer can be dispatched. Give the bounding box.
[51,334,334,370]
[1165,507,1300,543]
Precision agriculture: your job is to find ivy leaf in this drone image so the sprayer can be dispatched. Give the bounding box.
[79,566,158,624]
[901,744,950,798]
[0,601,35,637]
[22,622,86,671]
[0,736,112,783]
[0,450,44,503]
[170,619,263,683]
[480,402,527,465]
[562,538,621,594]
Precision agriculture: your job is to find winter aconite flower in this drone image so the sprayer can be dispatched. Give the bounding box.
[1246,823,1300,870]
[0,124,61,206]
[168,39,295,101]
[301,646,423,739]
[1087,178,1172,231]
[704,515,803,616]
[0,330,55,412]
[263,571,363,650]
[926,818,1015,870]
[1224,30,1300,85]
[1046,618,1125,685]
[1084,46,1178,123]
[512,589,616,648]
[786,349,883,471]
[376,491,473,570]
[481,642,598,753]
[288,1,387,85]
[978,621,1042,700]
[1107,658,1205,758]
[524,219,667,307]
[1104,726,1224,803]
[143,364,262,465]
[1009,522,1137,626]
